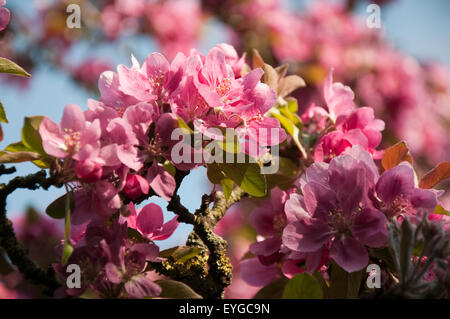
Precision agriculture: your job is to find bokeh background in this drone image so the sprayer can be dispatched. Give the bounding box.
[0,0,449,252]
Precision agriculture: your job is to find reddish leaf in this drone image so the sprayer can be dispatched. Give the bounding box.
[381,141,413,171]
[419,162,450,189]
[252,49,265,69]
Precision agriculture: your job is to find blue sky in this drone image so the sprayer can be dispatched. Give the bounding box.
[0,0,449,249]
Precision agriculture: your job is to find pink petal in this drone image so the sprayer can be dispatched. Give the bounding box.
[240,258,279,287]
[131,242,160,262]
[61,104,86,133]
[124,275,161,298]
[330,237,368,273]
[147,164,176,201]
[136,203,164,236]
[250,237,282,256]
[117,64,154,101]
[284,194,310,223]
[282,219,332,253]
[351,208,387,248]
[0,7,10,32]
[105,262,122,284]
[152,215,179,241]
[324,69,355,119]
[39,117,68,158]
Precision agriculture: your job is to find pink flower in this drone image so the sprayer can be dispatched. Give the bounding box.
[117,52,184,103]
[301,103,329,132]
[145,0,202,59]
[71,58,112,88]
[314,107,385,162]
[335,107,385,158]
[123,174,149,200]
[283,147,388,273]
[146,163,176,201]
[239,257,279,287]
[125,203,179,241]
[370,162,438,219]
[323,69,356,122]
[74,144,105,183]
[72,181,121,225]
[39,104,101,159]
[0,0,10,32]
[215,43,247,78]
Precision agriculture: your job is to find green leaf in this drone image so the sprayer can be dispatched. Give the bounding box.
[266,157,298,190]
[0,57,31,77]
[213,162,267,197]
[163,160,176,177]
[0,151,41,164]
[253,277,289,299]
[0,101,8,123]
[177,116,193,134]
[399,218,414,283]
[329,262,362,299]
[127,227,147,243]
[4,140,51,168]
[62,242,74,265]
[207,164,226,184]
[282,273,323,299]
[22,116,46,155]
[270,107,306,158]
[287,97,298,113]
[218,133,241,154]
[221,178,234,201]
[46,192,74,219]
[159,246,202,264]
[433,204,450,216]
[155,280,202,299]
[5,141,29,152]
[62,192,73,265]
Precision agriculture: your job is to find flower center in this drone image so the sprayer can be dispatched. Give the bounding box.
[63,128,81,153]
[216,78,232,97]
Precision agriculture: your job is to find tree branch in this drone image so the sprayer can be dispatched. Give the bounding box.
[161,174,244,299]
[0,168,64,296]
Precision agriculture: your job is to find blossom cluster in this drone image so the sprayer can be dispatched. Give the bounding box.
[39,43,284,233]
[240,0,450,165]
[240,145,447,287]
[1,0,450,300]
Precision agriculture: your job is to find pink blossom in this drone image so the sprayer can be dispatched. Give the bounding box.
[39,104,101,159]
[73,144,105,183]
[146,163,176,201]
[123,174,149,200]
[72,181,121,225]
[370,162,438,219]
[125,203,179,241]
[117,52,184,103]
[145,0,202,59]
[0,0,10,32]
[283,147,388,273]
[215,43,247,78]
[71,58,112,88]
[323,69,356,121]
[239,258,279,287]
